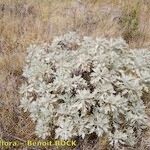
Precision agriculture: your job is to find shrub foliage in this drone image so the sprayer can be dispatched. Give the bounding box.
[20,32,150,149]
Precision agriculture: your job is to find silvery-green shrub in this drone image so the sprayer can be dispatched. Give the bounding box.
[19,32,150,149]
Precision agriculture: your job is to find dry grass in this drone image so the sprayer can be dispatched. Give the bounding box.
[0,0,150,149]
